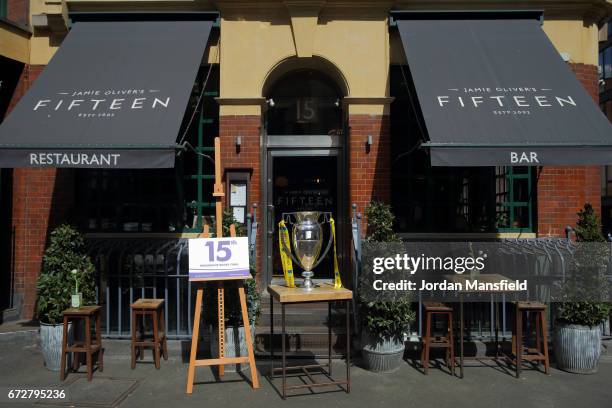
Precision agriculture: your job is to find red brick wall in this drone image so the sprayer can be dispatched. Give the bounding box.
[536,63,601,237]
[6,65,43,115]
[12,168,74,319]
[348,114,390,237]
[8,65,76,319]
[569,63,599,101]
[218,115,262,282]
[7,0,28,25]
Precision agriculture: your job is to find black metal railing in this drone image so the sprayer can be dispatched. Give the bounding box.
[88,204,258,339]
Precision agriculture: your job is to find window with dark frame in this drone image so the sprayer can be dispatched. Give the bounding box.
[390,65,536,233]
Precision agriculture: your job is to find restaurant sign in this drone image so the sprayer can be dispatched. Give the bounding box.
[0,20,213,168]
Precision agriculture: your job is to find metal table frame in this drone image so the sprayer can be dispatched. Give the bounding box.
[458,293,504,378]
[269,296,351,399]
[447,274,521,379]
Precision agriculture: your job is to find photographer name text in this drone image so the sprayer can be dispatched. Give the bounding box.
[372,279,528,292]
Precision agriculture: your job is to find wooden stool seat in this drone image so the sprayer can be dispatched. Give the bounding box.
[131,299,164,309]
[60,306,103,382]
[513,302,550,377]
[421,302,455,375]
[130,298,168,369]
[423,301,453,312]
[516,301,546,311]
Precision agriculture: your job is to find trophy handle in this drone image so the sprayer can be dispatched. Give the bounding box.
[316,212,332,226]
[311,222,335,270]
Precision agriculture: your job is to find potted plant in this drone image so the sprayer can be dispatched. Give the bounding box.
[36,224,96,371]
[359,201,415,372]
[208,210,261,372]
[553,203,611,374]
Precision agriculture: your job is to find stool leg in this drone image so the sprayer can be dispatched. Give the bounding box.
[516,309,522,378]
[153,310,160,369]
[423,312,432,375]
[540,311,550,374]
[448,312,455,376]
[60,316,68,381]
[139,313,144,360]
[420,333,425,368]
[85,316,93,381]
[160,307,168,360]
[96,312,103,373]
[535,312,541,355]
[72,319,79,372]
[444,313,450,369]
[131,309,136,369]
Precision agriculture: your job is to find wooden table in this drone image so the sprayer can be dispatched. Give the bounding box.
[444,274,522,378]
[60,306,102,381]
[267,283,353,399]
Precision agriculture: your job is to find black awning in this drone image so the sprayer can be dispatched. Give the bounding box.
[396,16,612,166]
[0,19,213,168]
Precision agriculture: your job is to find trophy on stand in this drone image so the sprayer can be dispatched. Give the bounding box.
[279,211,335,290]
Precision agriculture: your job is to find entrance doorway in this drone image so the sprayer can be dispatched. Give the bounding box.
[262,67,346,284]
[267,152,342,281]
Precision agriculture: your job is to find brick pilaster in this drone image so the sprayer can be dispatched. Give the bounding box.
[537,63,601,237]
[8,65,75,319]
[218,115,262,283]
[348,114,391,236]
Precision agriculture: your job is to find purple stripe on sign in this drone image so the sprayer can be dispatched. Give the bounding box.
[189,268,250,279]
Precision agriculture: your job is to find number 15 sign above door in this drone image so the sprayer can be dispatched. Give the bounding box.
[188,237,251,281]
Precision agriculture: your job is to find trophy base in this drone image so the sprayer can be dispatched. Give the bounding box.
[300,271,315,291]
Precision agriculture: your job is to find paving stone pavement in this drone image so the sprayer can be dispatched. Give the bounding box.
[1,334,611,408]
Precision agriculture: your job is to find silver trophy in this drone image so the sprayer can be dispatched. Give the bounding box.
[281,211,334,290]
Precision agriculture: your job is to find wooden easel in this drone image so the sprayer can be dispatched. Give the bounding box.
[186,137,260,394]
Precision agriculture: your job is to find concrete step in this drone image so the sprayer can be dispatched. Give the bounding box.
[255,297,353,356]
[253,331,349,357]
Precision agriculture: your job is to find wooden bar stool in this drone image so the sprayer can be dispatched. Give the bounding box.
[512,301,550,378]
[130,299,168,369]
[421,301,455,375]
[60,306,103,381]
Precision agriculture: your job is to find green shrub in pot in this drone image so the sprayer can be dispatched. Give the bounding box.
[36,224,96,371]
[359,201,415,372]
[554,203,611,374]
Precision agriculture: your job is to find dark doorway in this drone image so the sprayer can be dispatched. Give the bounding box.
[269,154,339,280]
[263,68,346,284]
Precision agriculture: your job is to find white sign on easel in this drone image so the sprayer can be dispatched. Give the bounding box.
[188,237,250,281]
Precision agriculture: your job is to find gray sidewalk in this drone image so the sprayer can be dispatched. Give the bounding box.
[1,333,611,408]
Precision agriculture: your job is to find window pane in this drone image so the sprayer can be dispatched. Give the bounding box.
[513,206,530,229]
[513,178,530,202]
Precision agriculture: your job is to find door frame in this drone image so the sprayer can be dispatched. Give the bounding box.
[262,137,346,285]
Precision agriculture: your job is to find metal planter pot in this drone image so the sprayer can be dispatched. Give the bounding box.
[40,322,72,372]
[554,323,601,374]
[361,332,405,373]
[211,324,255,373]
